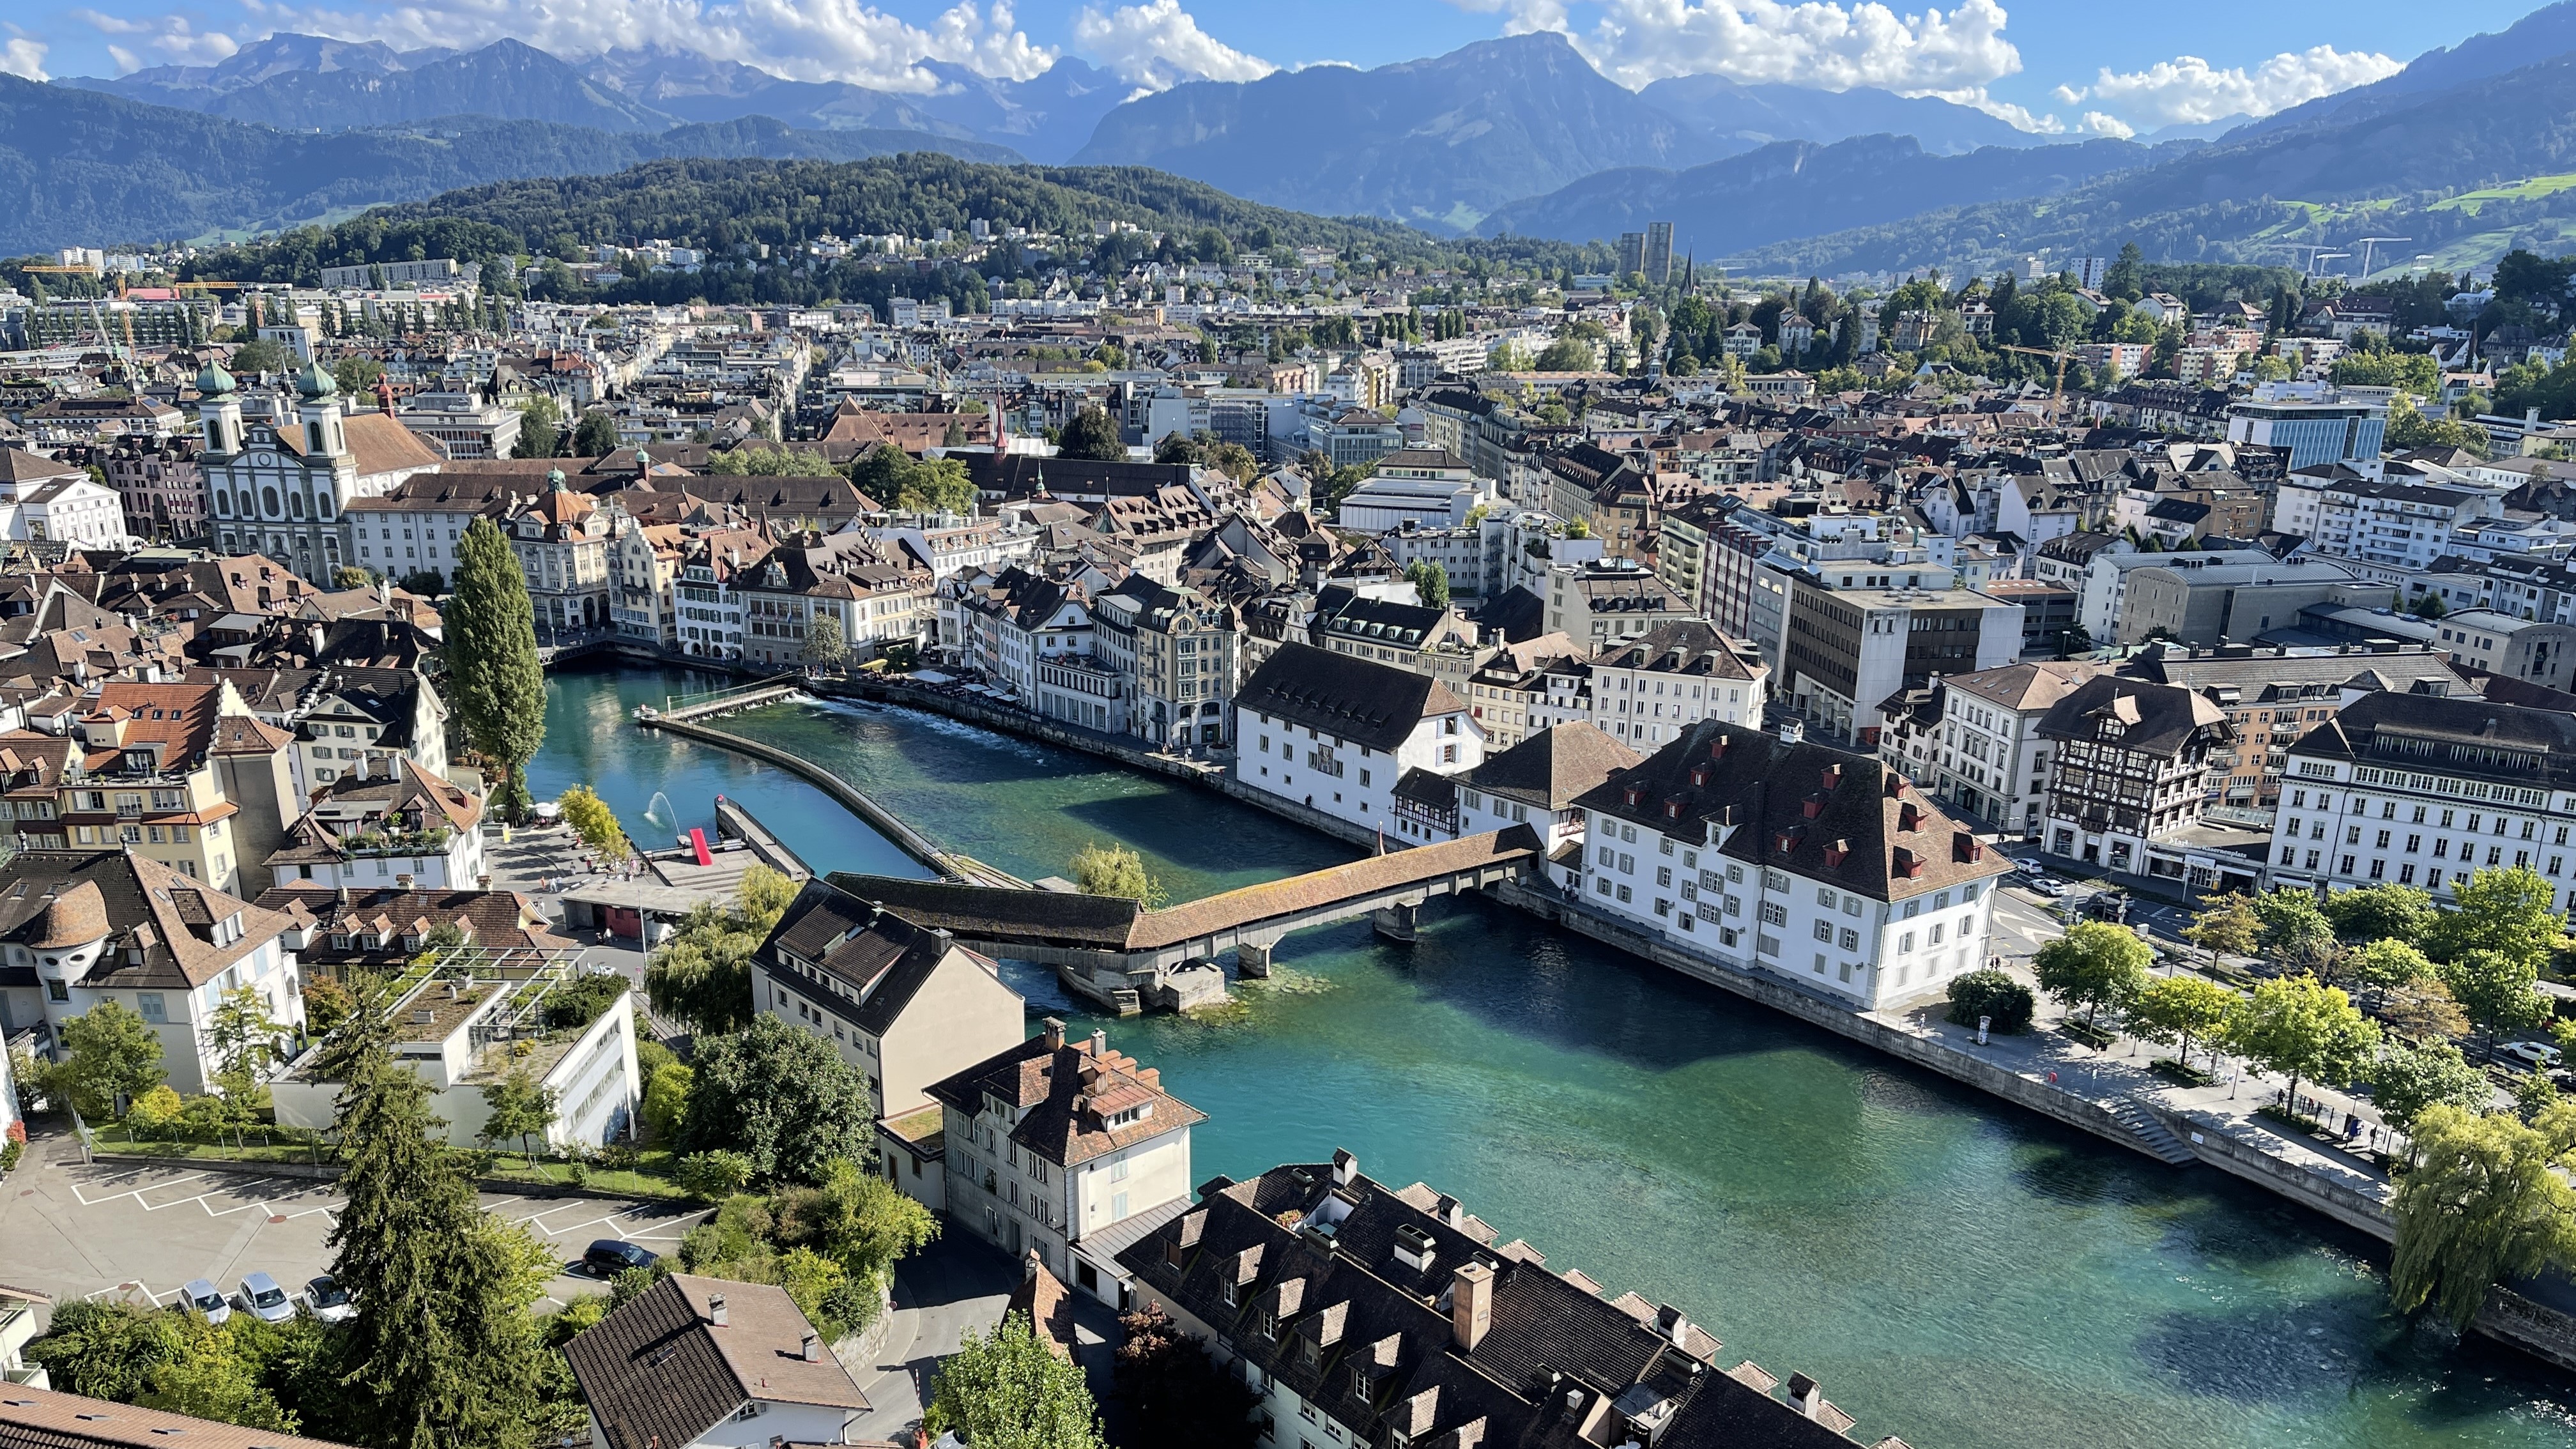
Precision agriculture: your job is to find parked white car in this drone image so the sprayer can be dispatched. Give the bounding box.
[2499,1040,2564,1070]
[2025,876,2069,898]
[304,1275,356,1324]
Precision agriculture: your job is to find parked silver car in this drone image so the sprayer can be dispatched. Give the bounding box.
[180,1278,230,1324]
[238,1273,295,1324]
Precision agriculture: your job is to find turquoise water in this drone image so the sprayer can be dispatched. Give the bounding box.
[533,665,2576,1449]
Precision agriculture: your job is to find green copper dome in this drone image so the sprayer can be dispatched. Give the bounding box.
[295,360,337,399]
[194,360,236,395]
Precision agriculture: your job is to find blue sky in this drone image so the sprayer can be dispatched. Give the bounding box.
[6,0,2551,137]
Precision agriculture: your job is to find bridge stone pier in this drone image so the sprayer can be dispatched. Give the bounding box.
[825,826,1544,1013]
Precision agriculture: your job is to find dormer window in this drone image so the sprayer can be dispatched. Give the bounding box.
[1222,1279,1240,1308]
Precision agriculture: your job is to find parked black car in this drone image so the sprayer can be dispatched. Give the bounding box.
[583,1239,658,1276]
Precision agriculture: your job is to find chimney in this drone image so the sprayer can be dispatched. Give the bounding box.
[1777,718,1802,744]
[1451,1261,1494,1351]
[1041,1017,1066,1050]
[1089,1029,1107,1056]
[1331,1147,1358,1186]
[801,1333,820,1363]
[1786,1372,1824,1419]
[397,873,415,889]
[708,1294,728,1327]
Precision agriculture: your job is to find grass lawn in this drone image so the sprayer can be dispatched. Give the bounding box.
[92,1125,694,1200]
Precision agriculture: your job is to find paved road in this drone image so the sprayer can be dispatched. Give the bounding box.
[0,1133,709,1322]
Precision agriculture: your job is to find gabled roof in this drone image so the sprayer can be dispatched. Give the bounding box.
[0,850,287,990]
[1239,643,1466,753]
[2036,676,2228,759]
[759,877,997,1035]
[565,1273,866,1449]
[0,1385,360,1449]
[1574,720,2005,903]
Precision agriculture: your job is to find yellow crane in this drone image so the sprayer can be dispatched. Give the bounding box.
[1999,343,2074,401]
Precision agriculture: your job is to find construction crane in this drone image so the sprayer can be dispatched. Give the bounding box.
[1999,344,2074,401]
[2354,237,2412,280]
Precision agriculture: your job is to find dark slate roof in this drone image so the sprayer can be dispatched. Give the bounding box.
[565,1273,866,1449]
[1116,1158,1873,1449]
[1572,720,2007,903]
[1470,585,1548,644]
[2287,689,2576,788]
[2035,676,2229,760]
[761,876,1005,1033]
[1459,722,1640,810]
[1238,642,1466,753]
[1592,620,1765,681]
[822,872,1138,950]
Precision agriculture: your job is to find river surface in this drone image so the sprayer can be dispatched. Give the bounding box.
[531,664,2576,1449]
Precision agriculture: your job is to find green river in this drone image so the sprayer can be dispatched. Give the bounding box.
[529,664,2576,1449]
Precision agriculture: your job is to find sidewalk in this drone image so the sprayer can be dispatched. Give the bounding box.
[847,1236,1019,1443]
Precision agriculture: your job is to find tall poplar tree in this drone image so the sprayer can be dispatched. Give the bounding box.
[447,516,547,822]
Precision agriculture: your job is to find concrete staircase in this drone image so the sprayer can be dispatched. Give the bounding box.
[2110,1096,2199,1165]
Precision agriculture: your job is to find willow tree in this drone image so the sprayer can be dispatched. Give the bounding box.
[2391,1103,2576,1330]
[447,516,546,822]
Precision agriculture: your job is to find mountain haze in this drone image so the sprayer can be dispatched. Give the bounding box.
[0,76,1018,253]
[1637,75,2045,157]
[1072,32,1707,233]
[1475,134,2160,255]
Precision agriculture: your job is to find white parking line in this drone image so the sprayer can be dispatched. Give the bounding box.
[70,1170,211,1208]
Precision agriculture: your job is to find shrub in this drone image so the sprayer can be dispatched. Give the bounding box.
[1947,969,2035,1033]
[544,972,630,1032]
[677,1149,756,1199]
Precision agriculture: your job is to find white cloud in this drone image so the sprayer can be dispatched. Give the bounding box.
[0,36,45,81]
[233,0,1054,91]
[2078,109,2133,139]
[1913,83,2056,133]
[1073,1,1275,90]
[1562,0,2023,93]
[2058,45,2400,128]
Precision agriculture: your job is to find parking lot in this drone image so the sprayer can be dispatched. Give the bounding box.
[0,1149,710,1319]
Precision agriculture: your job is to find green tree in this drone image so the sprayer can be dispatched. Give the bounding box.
[2347,937,2434,1008]
[332,565,374,590]
[2184,893,2261,970]
[27,1300,183,1402]
[1533,337,1597,371]
[1071,841,1167,906]
[327,1030,553,1449]
[1405,559,1451,610]
[511,396,561,458]
[2033,922,2153,1031]
[2252,889,2337,973]
[556,785,629,863]
[924,1312,1107,1449]
[229,337,289,374]
[2384,977,2474,1043]
[1944,968,2034,1032]
[2322,882,2434,944]
[641,1062,693,1142]
[709,445,832,476]
[2440,948,2553,1052]
[57,1000,165,1118]
[2227,974,2381,1114]
[141,1315,298,1432]
[680,1016,875,1186]
[1056,404,1126,461]
[332,356,385,399]
[571,410,620,457]
[207,985,286,1084]
[447,516,548,822]
[645,865,795,1035]
[2432,866,2568,972]
[1115,1303,1261,1449]
[477,1070,558,1167]
[848,444,978,512]
[806,613,848,669]
[2390,1103,2576,1331]
[2128,974,2239,1071]
[677,1148,756,1199]
[2368,1041,2496,1132]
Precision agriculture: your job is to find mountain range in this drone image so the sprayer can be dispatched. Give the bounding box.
[0,74,1020,255]
[54,28,2121,236]
[27,5,2576,276]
